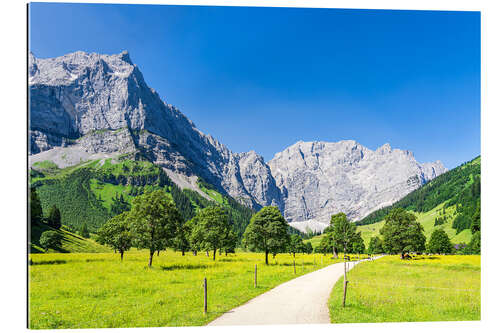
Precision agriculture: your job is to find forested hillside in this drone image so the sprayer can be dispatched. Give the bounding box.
[356,156,480,235]
[30,157,255,241]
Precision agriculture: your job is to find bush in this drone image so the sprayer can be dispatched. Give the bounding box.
[39,231,62,251]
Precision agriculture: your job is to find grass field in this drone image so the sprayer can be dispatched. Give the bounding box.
[29,250,342,329]
[328,255,480,323]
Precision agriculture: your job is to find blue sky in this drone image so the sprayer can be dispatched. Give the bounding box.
[29,3,480,169]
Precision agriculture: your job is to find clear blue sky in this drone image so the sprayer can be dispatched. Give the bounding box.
[29,3,480,169]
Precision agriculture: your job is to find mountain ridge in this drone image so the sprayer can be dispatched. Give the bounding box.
[29,50,446,231]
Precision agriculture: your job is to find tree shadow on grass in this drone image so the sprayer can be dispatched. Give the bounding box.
[274,262,315,267]
[411,256,439,260]
[29,259,67,266]
[160,264,209,271]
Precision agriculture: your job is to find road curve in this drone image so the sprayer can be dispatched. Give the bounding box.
[209,257,378,326]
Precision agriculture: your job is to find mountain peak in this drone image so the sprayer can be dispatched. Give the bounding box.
[118,50,133,64]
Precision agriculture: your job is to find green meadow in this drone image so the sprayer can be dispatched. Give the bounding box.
[328,255,480,323]
[29,250,341,329]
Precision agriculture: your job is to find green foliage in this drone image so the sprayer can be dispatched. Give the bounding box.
[172,219,191,256]
[47,205,62,229]
[221,229,238,255]
[96,212,133,260]
[427,229,453,254]
[288,234,305,257]
[189,206,232,260]
[330,212,358,253]
[315,233,334,255]
[351,232,365,254]
[110,193,130,215]
[80,224,90,238]
[30,187,43,225]
[380,208,426,255]
[469,231,480,254]
[434,216,446,226]
[39,231,62,251]
[357,156,480,229]
[368,236,384,254]
[304,242,313,254]
[471,202,480,233]
[128,190,183,266]
[33,167,113,231]
[243,206,290,264]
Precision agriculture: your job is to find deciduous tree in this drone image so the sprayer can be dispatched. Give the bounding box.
[189,206,231,261]
[96,212,133,260]
[128,190,182,267]
[243,206,290,265]
[39,231,62,251]
[380,208,426,258]
[427,229,453,254]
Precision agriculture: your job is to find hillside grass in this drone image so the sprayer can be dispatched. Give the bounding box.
[357,202,472,246]
[309,202,472,249]
[30,223,110,254]
[328,255,480,323]
[29,250,341,329]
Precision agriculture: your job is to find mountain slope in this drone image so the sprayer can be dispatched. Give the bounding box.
[269,140,446,232]
[29,51,282,210]
[356,156,480,227]
[29,50,446,234]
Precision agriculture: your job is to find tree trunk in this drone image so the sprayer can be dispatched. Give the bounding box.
[213,248,216,261]
[120,250,124,261]
[157,250,160,256]
[265,250,269,265]
[206,251,209,257]
[182,250,185,256]
[149,250,154,267]
[333,247,338,259]
[193,250,197,256]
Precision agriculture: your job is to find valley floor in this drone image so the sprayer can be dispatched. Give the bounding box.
[28,250,342,329]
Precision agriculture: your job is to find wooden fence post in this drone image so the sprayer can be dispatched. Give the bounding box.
[203,277,207,315]
[254,264,257,288]
[293,258,296,274]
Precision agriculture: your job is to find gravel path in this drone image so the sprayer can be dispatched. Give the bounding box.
[209,257,379,326]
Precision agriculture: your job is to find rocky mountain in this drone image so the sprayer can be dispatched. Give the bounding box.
[29,50,282,209]
[29,50,446,232]
[268,141,446,232]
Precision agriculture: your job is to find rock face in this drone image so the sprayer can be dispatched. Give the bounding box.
[29,51,446,232]
[268,141,446,232]
[28,51,281,209]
